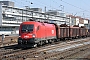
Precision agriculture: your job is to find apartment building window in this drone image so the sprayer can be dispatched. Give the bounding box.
[0,27,13,31]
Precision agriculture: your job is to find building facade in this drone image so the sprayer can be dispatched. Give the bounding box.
[0,1,69,35]
[67,15,89,29]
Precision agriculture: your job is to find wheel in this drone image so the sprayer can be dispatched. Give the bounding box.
[49,39,53,44]
[33,44,37,47]
[38,41,43,45]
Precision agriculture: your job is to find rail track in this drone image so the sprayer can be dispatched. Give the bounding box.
[0,37,90,60]
[40,42,90,60]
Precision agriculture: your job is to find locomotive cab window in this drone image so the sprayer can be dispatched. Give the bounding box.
[21,24,34,32]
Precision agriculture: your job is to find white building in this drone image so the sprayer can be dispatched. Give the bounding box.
[0,1,69,35]
[84,18,89,29]
[67,15,89,29]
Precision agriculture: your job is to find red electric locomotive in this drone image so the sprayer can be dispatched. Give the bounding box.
[18,21,56,47]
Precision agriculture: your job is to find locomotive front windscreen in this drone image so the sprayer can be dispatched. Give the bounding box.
[21,24,34,32]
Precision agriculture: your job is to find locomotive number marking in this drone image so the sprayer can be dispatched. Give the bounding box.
[24,36,29,38]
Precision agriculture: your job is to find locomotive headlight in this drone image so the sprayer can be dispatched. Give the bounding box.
[32,34,35,38]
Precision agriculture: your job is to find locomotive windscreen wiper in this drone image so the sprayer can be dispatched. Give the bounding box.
[21,29,33,32]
